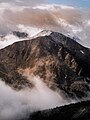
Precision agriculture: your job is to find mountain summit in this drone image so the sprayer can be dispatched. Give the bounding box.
[0,31,90,98]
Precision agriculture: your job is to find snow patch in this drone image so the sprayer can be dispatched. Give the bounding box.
[17,24,42,37]
[34,30,52,38]
[80,50,85,54]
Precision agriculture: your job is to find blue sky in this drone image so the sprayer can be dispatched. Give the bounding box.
[48,0,90,8]
[0,0,90,8]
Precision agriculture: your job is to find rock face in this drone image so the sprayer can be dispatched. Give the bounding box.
[0,31,90,97]
[13,31,28,38]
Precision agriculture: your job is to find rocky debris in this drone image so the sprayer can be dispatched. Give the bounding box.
[0,31,90,97]
[70,81,89,98]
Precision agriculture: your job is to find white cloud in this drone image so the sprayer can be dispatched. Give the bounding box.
[0,3,90,47]
[87,20,90,25]
[0,72,71,119]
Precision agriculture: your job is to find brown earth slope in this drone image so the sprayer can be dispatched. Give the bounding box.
[0,31,90,98]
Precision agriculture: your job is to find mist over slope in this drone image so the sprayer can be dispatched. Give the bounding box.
[0,74,70,120]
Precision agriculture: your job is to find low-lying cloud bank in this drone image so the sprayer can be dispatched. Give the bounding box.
[0,73,72,120]
[0,1,90,47]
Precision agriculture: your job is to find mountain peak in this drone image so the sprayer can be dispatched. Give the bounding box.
[33,30,52,38]
[0,31,90,98]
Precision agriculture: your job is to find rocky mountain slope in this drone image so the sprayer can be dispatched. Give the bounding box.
[0,31,90,98]
[29,100,90,120]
